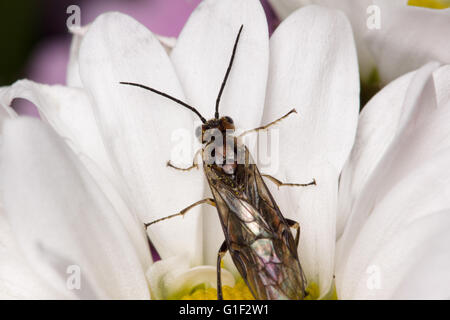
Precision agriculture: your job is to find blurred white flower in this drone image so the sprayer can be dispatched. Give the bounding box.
[1,0,450,299]
[268,0,450,85]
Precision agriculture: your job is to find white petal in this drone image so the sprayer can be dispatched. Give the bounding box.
[79,155,153,270]
[171,0,269,128]
[79,12,205,264]
[270,0,450,85]
[156,35,177,54]
[336,64,450,298]
[338,62,442,238]
[318,0,375,81]
[0,214,64,299]
[1,118,150,299]
[337,62,440,258]
[337,70,416,238]
[337,149,450,299]
[367,2,450,84]
[146,256,235,299]
[67,25,90,87]
[67,25,177,86]
[262,5,359,296]
[171,0,269,267]
[432,64,450,109]
[0,81,150,267]
[340,211,450,299]
[0,87,18,120]
[393,215,450,299]
[269,0,377,81]
[0,80,114,182]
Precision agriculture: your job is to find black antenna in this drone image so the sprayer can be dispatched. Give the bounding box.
[120,81,207,123]
[215,24,243,119]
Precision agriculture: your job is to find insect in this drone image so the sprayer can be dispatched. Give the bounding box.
[120,25,316,300]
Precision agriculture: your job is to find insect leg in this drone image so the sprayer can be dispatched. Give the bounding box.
[166,161,197,171]
[216,241,228,300]
[286,218,300,248]
[144,198,215,228]
[238,108,297,138]
[166,149,202,172]
[262,174,316,189]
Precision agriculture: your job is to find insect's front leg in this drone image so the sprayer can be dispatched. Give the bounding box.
[286,219,300,248]
[238,108,297,138]
[216,241,228,300]
[144,198,215,228]
[166,149,202,172]
[262,174,316,189]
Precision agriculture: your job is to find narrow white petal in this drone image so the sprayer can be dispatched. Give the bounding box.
[393,214,450,299]
[337,62,440,261]
[0,80,114,182]
[340,211,450,299]
[1,118,150,299]
[67,25,89,87]
[263,5,359,296]
[0,111,59,300]
[338,62,441,238]
[171,0,269,128]
[269,0,377,81]
[338,148,450,299]
[79,12,205,264]
[337,64,450,298]
[432,64,450,109]
[0,81,150,267]
[0,87,18,120]
[0,214,64,299]
[337,70,416,238]
[67,24,178,87]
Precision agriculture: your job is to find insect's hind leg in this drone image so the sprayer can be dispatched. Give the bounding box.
[238,108,297,138]
[262,174,316,189]
[144,198,215,228]
[285,219,309,297]
[286,219,300,248]
[166,149,202,172]
[216,241,228,300]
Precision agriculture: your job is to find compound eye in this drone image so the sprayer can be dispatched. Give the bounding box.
[225,116,234,124]
[195,126,202,138]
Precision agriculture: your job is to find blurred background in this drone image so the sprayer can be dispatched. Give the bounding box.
[0,0,278,115]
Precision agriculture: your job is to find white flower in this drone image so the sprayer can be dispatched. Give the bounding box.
[268,0,450,85]
[1,0,449,299]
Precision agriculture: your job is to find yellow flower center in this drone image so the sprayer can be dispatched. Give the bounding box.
[408,0,450,9]
[179,279,333,300]
[180,279,254,300]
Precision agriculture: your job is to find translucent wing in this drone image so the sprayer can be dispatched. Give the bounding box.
[204,147,307,300]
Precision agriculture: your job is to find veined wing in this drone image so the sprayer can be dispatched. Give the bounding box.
[204,150,307,299]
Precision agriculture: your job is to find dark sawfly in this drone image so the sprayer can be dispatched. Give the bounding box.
[120,25,316,300]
